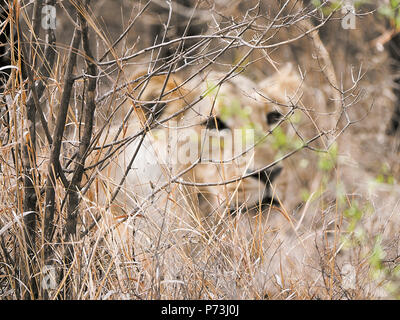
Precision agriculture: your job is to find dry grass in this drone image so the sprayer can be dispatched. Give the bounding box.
[0,0,399,300]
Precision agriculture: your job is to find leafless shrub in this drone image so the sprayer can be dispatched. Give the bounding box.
[0,0,398,300]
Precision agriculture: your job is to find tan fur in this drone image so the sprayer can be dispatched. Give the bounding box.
[86,73,203,279]
[88,65,303,281]
[191,66,302,214]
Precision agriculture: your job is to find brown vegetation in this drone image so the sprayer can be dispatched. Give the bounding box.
[0,0,399,300]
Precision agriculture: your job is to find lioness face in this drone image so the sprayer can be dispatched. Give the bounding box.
[95,65,300,223]
[92,73,202,208]
[191,71,296,214]
[88,66,301,277]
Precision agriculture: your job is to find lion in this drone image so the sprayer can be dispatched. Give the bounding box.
[87,64,303,286]
[86,72,205,280]
[191,65,302,217]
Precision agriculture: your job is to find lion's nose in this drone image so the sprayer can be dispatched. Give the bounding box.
[247,166,282,184]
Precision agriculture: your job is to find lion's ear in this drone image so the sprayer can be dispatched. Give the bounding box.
[258,63,302,105]
[129,74,179,124]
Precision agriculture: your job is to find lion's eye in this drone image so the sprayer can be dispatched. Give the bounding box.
[142,102,167,119]
[204,117,229,130]
[266,111,283,125]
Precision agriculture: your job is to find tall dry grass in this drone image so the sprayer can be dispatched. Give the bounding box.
[0,0,399,300]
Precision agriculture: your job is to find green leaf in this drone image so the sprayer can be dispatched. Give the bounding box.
[271,126,288,150]
[318,143,337,172]
[202,80,218,98]
[378,6,395,20]
[370,236,386,270]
